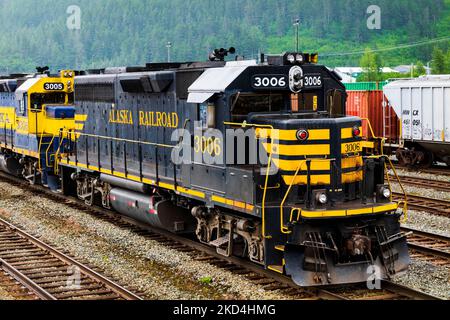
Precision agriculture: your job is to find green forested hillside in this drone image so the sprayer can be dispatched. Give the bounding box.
[0,0,448,73]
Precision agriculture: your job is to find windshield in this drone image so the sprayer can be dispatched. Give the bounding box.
[30,92,73,111]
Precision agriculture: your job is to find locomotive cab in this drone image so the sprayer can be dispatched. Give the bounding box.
[187,52,410,286]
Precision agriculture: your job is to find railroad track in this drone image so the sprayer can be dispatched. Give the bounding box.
[391,175,450,193]
[402,227,450,267]
[0,172,440,300]
[393,193,450,217]
[0,217,143,300]
[392,164,450,177]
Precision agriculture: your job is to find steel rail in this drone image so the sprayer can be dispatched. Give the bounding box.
[390,174,450,192]
[393,193,450,217]
[0,258,57,300]
[0,216,142,300]
[0,171,441,300]
[402,226,450,263]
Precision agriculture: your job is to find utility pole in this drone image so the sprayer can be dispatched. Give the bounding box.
[166,42,172,63]
[427,60,432,75]
[293,19,300,52]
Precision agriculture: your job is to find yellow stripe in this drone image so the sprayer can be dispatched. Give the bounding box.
[272,159,331,171]
[177,187,205,198]
[341,156,363,169]
[341,127,362,139]
[301,210,346,218]
[0,143,40,158]
[342,171,363,184]
[75,114,88,121]
[361,141,375,149]
[257,128,330,141]
[66,161,208,200]
[282,175,330,185]
[265,143,330,156]
[300,202,399,218]
[211,195,254,212]
[373,203,398,213]
[347,207,373,216]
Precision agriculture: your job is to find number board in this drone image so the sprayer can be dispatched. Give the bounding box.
[44,83,64,91]
[341,142,362,155]
[303,74,323,89]
[252,75,288,90]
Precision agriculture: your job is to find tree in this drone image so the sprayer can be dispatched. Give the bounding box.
[359,48,382,81]
[431,47,446,74]
[414,61,426,76]
[445,50,450,74]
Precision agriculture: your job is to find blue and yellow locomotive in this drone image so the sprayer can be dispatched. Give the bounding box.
[0,69,75,186]
[1,51,410,287]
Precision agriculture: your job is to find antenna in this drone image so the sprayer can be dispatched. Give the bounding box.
[293,18,300,52]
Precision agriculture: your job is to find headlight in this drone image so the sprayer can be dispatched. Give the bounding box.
[318,193,328,204]
[287,54,295,64]
[296,54,303,63]
[382,188,391,199]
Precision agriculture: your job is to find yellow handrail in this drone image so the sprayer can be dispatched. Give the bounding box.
[361,117,408,222]
[224,121,274,239]
[53,128,70,174]
[60,129,176,149]
[45,134,57,168]
[279,160,306,234]
[279,158,333,234]
[37,132,44,171]
[366,154,408,222]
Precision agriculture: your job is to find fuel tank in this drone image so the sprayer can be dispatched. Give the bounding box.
[109,188,196,234]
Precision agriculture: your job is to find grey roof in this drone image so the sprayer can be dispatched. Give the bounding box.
[187,60,256,103]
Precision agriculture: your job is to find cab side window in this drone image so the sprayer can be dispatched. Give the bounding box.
[327,90,345,117]
[18,94,27,115]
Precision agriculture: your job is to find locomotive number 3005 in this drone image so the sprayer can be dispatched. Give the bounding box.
[44,83,64,91]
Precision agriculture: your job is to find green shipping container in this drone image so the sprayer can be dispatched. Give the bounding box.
[344,82,387,91]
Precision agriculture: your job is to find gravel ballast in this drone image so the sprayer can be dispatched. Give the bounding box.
[0,181,298,300]
[0,178,449,300]
[392,259,450,300]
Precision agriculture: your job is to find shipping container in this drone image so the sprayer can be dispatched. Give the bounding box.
[344,81,387,91]
[345,90,399,143]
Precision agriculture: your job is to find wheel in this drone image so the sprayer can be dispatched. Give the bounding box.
[418,150,434,169]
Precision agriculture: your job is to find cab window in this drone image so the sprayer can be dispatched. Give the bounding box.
[326,90,345,117]
[291,93,318,112]
[30,92,66,111]
[231,94,283,122]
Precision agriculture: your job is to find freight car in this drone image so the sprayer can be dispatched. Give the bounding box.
[51,51,410,287]
[345,82,400,145]
[0,69,75,186]
[383,76,450,167]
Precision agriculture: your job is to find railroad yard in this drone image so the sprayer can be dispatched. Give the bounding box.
[0,164,448,301]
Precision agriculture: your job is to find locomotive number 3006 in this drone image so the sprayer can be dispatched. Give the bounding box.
[252,75,287,89]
